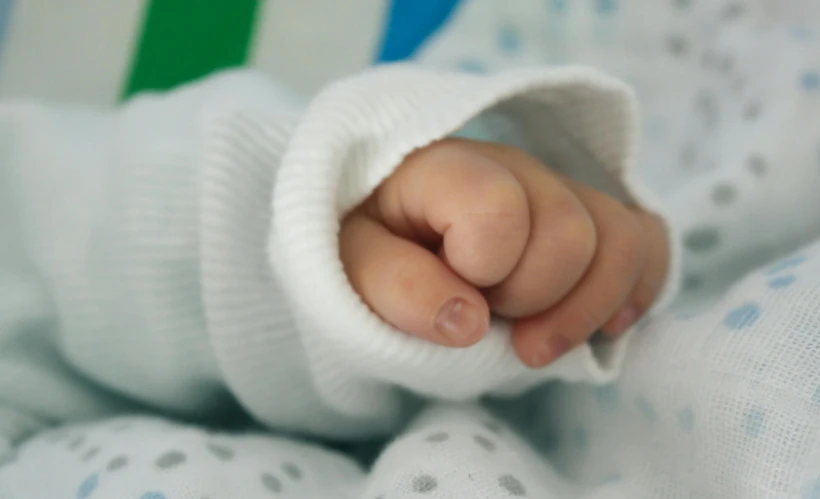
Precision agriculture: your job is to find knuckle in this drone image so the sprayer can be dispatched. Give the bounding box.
[415,141,530,222]
[475,174,529,219]
[457,179,530,249]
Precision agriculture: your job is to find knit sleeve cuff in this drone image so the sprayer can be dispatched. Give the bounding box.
[269,65,682,415]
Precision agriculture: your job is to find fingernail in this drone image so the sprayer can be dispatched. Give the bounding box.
[604,306,640,336]
[531,335,572,367]
[436,299,482,344]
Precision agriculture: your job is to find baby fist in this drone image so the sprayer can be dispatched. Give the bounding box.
[340,139,669,367]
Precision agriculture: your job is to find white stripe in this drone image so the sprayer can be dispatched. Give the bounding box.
[250,0,387,94]
[0,0,146,105]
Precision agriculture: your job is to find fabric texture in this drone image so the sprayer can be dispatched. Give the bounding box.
[6,250,820,499]
[0,64,673,445]
[1,0,820,498]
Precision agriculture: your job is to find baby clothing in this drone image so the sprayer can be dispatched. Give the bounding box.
[0,64,676,446]
[1,0,820,498]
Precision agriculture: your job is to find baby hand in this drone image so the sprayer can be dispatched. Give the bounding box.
[340,139,669,367]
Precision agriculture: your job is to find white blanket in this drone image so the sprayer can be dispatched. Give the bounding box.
[2,1,820,498]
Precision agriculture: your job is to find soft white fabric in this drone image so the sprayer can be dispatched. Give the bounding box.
[270,64,681,418]
[0,64,674,444]
[0,416,366,499]
[5,251,820,498]
[0,64,680,498]
[3,1,820,498]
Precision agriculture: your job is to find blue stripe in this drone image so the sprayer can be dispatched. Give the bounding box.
[375,0,463,62]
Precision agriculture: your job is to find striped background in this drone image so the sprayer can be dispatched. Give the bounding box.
[0,0,463,105]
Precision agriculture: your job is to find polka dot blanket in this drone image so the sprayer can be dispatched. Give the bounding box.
[2,1,820,498]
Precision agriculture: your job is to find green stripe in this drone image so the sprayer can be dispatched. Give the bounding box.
[122,0,261,99]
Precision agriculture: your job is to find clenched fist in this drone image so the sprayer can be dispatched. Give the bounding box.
[340,139,669,368]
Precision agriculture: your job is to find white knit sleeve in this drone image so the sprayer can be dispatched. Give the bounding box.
[0,66,681,443]
[0,70,371,443]
[257,65,683,430]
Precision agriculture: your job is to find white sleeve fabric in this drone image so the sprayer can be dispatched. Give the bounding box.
[0,71,324,445]
[0,65,681,444]
[265,65,682,429]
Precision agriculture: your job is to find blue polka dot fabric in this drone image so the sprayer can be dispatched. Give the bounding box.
[1,1,820,499]
[595,0,618,16]
[802,71,820,91]
[497,26,522,54]
[76,474,98,499]
[743,407,767,438]
[677,407,695,433]
[722,302,761,330]
[0,417,365,498]
[528,243,820,497]
[768,274,796,289]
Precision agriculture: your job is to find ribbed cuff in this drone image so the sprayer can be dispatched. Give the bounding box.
[199,76,408,437]
[270,65,683,417]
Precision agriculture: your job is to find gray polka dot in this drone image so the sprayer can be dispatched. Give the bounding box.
[674,0,692,9]
[744,101,761,120]
[156,450,186,470]
[732,76,746,92]
[748,155,767,176]
[82,446,100,462]
[712,183,737,206]
[681,142,698,167]
[412,475,438,493]
[425,432,449,443]
[68,436,86,451]
[701,52,717,69]
[666,35,689,56]
[499,474,527,496]
[282,462,302,480]
[484,421,503,434]
[206,443,234,461]
[718,55,734,74]
[107,456,128,471]
[696,89,716,107]
[261,473,283,493]
[695,91,719,128]
[685,227,721,253]
[473,434,496,452]
[0,449,17,467]
[683,274,704,291]
[723,2,745,20]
